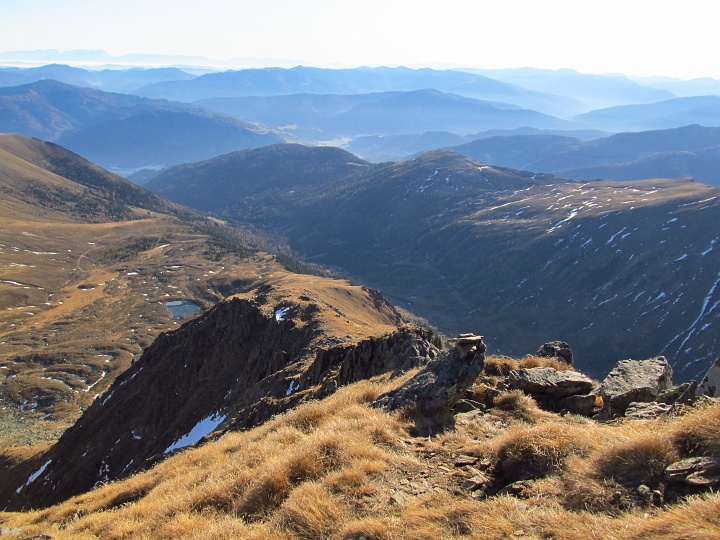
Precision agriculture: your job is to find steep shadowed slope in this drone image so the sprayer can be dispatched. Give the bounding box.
[148,146,720,381]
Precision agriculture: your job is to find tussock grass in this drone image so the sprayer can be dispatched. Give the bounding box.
[487,420,595,484]
[518,355,575,371]
[490,389,548,423]
[1,379,719,539]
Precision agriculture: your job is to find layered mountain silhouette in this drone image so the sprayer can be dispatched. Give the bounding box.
[148,144,720,381]
[55,110,283,169]
[0,80,283,170]
[0,63,196,94]
[446,125,720,187]
[134,65,583,116]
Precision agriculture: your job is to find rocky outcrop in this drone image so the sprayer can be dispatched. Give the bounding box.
[372,334,485,424]
[599,357,674,419]
[536,341,574,366]
[508,368,593,398]
[1,293,439,511]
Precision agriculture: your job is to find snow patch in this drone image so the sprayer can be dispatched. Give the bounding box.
[164,412,227,454]
[16,460,52,493]
[286,379,300,396]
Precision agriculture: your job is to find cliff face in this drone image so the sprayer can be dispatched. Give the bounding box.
[1,285,439,510]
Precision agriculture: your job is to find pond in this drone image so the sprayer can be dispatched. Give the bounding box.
[166,300,202,319]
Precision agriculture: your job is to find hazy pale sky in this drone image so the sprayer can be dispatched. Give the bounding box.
[2,0,719,78]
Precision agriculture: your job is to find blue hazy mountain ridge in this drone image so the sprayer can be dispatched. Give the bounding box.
[464,67,677,110]
[55,109,283,169]
[0,79,195,140]
[444,125,720,186]
[132,65,585,116]
[0,63,197,93]
[344,127,608,162]
[571,96,720,132]
[198,89,575,139]
[631,75,720,98]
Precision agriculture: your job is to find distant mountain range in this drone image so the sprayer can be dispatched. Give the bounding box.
[148,144,720,381]
[56,109,283,170]
[0,63,196,93]
[444,125,720,187]
[0,80,282,170]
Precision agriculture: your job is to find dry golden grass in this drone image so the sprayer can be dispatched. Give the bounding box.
[518,355,576,371]
[486,419,597,485]
[1,380,719,539]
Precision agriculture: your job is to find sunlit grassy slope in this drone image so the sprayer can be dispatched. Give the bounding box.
[1,365,718,539]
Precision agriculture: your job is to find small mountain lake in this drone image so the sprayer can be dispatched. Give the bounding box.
[166,300,202,319]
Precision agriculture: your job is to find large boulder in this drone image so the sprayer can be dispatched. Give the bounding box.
[507,367,593,398]
[536,341,574,366]
[599,356,673,419]
[372,334,486,422]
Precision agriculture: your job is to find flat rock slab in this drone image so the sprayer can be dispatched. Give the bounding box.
[665,457,720,487]
[508,367,593,398]
[625,401,673,419]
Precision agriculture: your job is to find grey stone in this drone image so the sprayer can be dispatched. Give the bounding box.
[698,356,720,397]
[599,357,673,419]
[508,367,594,398]
[625,401,673,419]
[536,341,573,366]
[461,474,489,492]
[556,393,596,416]
[665,457,720,487]
[657,381,698,406]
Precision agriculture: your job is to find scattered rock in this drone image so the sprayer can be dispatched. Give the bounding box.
[497,480,532,497]
[390,490,410,505]
[624,401,673,419]
[665,457,720,487]
[453,399,485,413]
[536,341,573,366]
[455,455,479,467]
[508,367,593,398]
[461,474,489,492]
[599,357,673,419]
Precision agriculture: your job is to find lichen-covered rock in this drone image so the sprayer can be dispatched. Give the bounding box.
[599,357,673,419]
[698,356,720,397]
[536,341,574,366]
[507,367,593,398]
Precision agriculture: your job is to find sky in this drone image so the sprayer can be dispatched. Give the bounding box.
[1,0,719,79]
